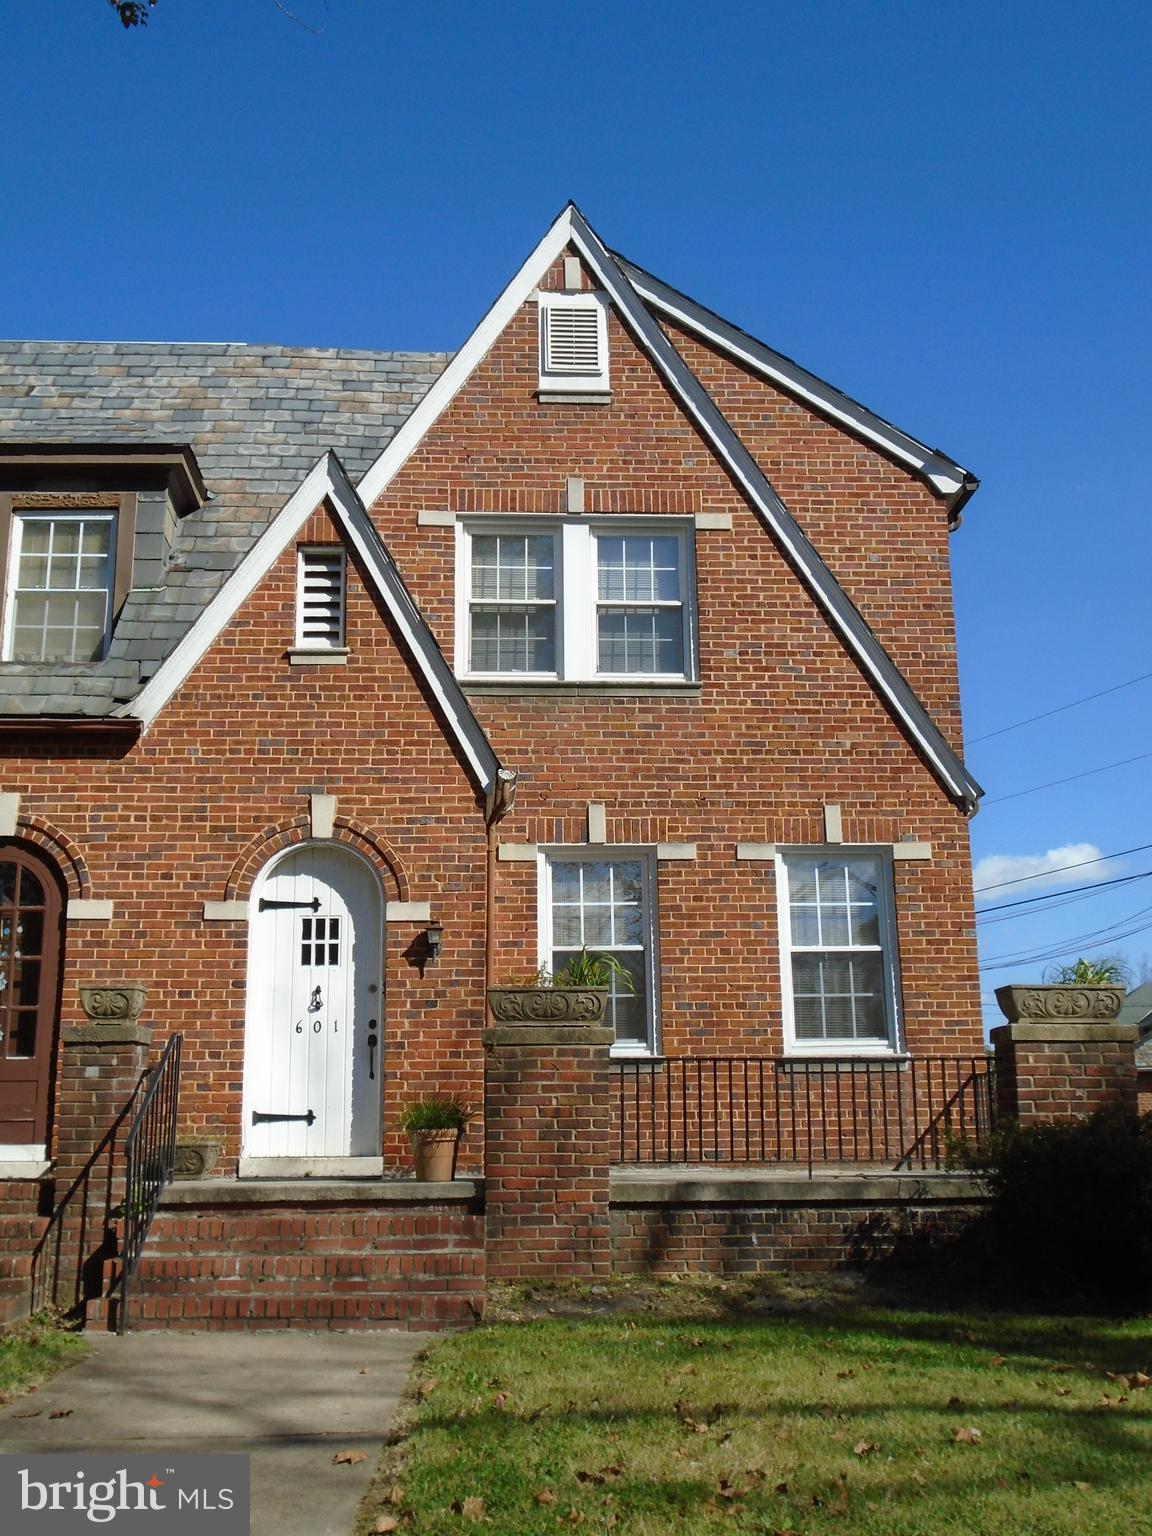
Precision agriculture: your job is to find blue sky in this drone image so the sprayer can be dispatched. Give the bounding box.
[4,1,1151,1025]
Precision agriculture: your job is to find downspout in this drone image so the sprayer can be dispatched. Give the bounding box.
[483,769,519,992]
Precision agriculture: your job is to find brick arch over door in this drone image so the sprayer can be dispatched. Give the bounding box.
[224,819,408,905]
[12,818,93,902]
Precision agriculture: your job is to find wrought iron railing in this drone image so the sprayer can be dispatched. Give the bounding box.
[116,1034,182,1333]
[613,1055,995,1174]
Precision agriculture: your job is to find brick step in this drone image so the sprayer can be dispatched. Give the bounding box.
[126,1199,485,1332]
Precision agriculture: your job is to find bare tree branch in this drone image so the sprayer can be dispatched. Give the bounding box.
[271,0,327,33]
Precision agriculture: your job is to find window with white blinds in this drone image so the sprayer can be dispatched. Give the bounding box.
[538,292,609,393]
[295,547,346,650]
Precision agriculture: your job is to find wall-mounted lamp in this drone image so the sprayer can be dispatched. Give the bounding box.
[425,922,444,963]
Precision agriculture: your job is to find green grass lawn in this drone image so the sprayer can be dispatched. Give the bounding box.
[0,1313,87,1402]
[375,1294,1152,1536]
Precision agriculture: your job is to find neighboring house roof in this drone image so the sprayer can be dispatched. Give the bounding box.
[0,342,448,714]
[0,207,982,810]
[1117,982,1152,1070]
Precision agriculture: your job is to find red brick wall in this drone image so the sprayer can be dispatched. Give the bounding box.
[0,1179,47,1325]
[2,500,491,1172]
[611,1197,984,1276]
[374,248,982,1057]
[994,1034,1138,1122]
[132,1195,485,1330]
[2,240,981,1182]
[484,1028,612,1280]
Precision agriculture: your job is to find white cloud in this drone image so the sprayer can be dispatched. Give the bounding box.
[973,843,1119,898]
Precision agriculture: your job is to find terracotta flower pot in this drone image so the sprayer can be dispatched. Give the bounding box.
[410,1129,460,1182]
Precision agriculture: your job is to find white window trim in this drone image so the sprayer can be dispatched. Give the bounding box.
[774,846,904,1057]
[456,516,697,684]
[537,846,661,1058]
[3,509,116,664]
[294,545,347,652]
[538,290,610,394]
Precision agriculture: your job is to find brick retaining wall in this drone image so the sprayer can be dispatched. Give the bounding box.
[609,1171,985,1277]
[0,1178,49,1325]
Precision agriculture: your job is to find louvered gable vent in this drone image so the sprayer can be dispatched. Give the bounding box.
[544,303,603,375]
[296,547,346,649]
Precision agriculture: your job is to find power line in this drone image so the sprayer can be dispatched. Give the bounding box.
[983,748,1152,807]
[974,840,1152,894]
[978,880,1152,927]
[978,900,1152,970]
[970,669,1152,744]
[980,918,1152,970]
[975,867,1152,917]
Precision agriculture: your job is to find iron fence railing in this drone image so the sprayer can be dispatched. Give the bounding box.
[116,1033,182,1333]
[613,1055,995,1174]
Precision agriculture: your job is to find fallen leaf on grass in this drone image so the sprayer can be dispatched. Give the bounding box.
[13,1411,41,1419]
[451,1496,486,1520]
[490,1392,511,1410]
[945,1395,965,1410]
[333,1450,368,1466]
[830,1472,850,1517]
[418,1379,438,1399]
[952,1426,982,1445]
[1056,1388,1072,1398]
[990,1354,1007,1367]
[911,1471,927,1487]
[1074,1482,1092,1492]
[836,1369,855,1380]
[48,1410,73,1420]
[534,1489,557,1507]
[1097,1394,1128,1409]
[854,1440,880,1457]
[386,1485,404,1506]
[375,1519,400,1534]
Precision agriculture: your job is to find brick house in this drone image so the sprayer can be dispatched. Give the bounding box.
[0,204,992,1327]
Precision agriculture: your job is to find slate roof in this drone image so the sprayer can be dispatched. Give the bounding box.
[0,341,450,715]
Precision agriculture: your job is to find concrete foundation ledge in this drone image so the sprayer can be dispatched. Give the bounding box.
[159,1177,484,1206]
[990,1022,1138,1044]
[609,1167,985,1204]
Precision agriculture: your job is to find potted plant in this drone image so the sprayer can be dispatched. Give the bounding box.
[486,948,634,1024]
[399,1094,475,1181]
[995,955,1129,1024]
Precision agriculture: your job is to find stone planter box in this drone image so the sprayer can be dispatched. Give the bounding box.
[173,1139,222,1180]
[79,985,148,1023]
[995,983,1125,1024]
[486,987,609,1024]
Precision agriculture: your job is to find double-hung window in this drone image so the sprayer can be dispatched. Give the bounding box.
[459,520,695,682]
[540,850,657,1055]
[3,511,116,663]
[776,850,901,1053]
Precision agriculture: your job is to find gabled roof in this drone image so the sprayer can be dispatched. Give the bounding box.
[117,452,502,797]
[0,209,982,810]
[356,201,982,812]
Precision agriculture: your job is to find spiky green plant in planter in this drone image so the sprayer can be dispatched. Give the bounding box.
[399,1095,475,1182]
[487,948,634,1024]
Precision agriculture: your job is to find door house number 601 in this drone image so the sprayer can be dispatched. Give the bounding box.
[295,1018,338,1033]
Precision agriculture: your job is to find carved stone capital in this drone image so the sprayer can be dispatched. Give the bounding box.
[995,983,1125,1024]
[78,985,148,1023]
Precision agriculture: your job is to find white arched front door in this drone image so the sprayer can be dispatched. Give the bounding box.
[241,843,383,1173]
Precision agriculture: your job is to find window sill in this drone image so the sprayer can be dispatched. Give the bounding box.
[780,1052,910,1069]
[463,679,702,698]
[287,648,349,666]
[536,390,614,405]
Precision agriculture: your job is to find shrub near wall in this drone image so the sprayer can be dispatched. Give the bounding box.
[964,1109,1152,1308]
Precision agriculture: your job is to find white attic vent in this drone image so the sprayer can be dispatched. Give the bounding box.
[538,292,610,395]
[544,305,602,374]
[296,546,346,650]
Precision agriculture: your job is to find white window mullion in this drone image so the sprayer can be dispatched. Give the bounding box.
[561,521,594,679]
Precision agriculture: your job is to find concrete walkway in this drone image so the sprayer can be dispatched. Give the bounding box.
[0,1332,426,1536]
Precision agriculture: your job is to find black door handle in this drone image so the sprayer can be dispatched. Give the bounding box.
[367,1024,378,1081]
